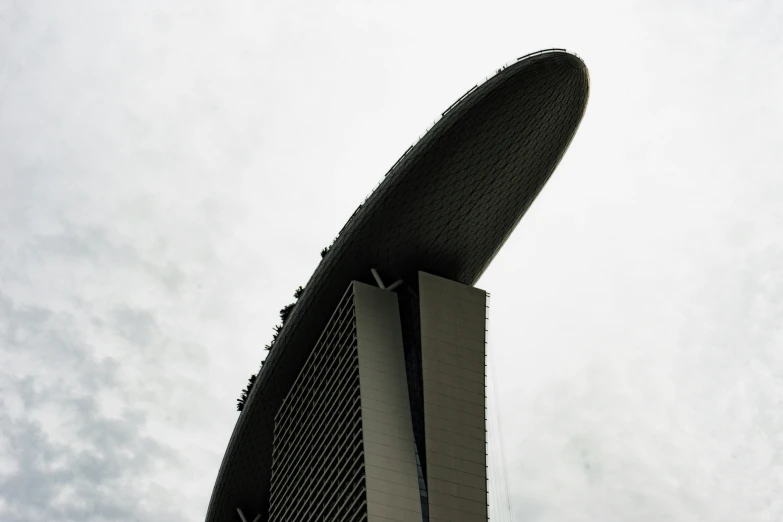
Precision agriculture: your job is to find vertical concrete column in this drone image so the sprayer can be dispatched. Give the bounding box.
[418,271,488,522]
[354,282,423,521]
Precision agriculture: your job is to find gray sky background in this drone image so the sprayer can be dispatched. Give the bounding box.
[1,0,782,520]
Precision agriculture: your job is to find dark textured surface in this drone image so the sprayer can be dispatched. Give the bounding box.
[206,49,589,522]
[269,285,364,521]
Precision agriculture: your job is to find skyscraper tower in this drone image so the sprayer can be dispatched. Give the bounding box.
[207,49,589,522]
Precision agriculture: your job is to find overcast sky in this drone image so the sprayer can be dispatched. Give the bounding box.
[1,0,782,520]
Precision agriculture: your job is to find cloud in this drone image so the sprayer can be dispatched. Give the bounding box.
[112,307,160,348]
[0,294,183,521]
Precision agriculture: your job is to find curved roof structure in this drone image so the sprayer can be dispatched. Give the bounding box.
[206,49,589,521]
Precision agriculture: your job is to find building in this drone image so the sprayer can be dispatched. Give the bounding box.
[207,49,589,522]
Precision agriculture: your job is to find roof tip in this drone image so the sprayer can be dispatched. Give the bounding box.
[562,52,587,70]
[516,49,586,71]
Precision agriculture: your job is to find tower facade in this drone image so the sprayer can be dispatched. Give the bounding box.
[268,273,487,522]
[206,49,589,522]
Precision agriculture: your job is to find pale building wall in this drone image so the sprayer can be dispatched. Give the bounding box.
[418,271,488,522]
[354,282,424,521]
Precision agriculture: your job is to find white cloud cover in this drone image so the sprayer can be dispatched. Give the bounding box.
[1,0,781,520]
